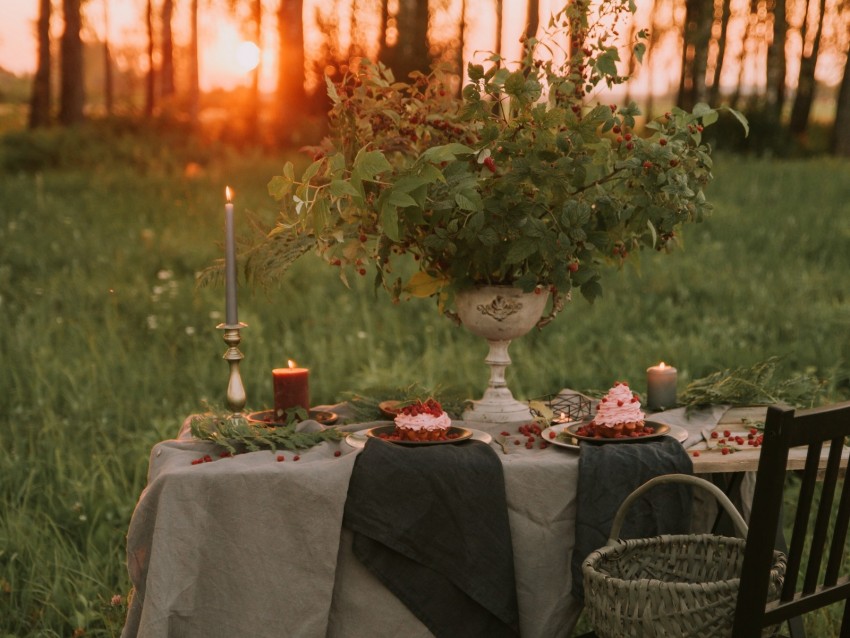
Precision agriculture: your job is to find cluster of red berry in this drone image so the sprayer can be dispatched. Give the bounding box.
[398,398,444,417]
[501,422,550,450]
[190,451,233,465]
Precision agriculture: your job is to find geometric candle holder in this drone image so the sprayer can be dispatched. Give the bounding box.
[217,321,248,414]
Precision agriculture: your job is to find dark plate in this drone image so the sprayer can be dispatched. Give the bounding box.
[365,424,473,446]
[378,400,402,418]
[246,409,338,426]
[565,420,670,444]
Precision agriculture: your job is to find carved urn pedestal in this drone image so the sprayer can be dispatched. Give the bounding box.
[455,286,550,423]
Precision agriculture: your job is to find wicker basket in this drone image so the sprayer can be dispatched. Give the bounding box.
[582,474,786,638]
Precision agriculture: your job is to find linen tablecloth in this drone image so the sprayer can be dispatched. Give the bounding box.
[122,403,732,638]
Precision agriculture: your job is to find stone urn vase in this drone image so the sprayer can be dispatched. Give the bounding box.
[454,285,562,423]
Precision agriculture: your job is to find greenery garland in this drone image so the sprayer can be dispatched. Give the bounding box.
[189,410,343,454]
[679,357,827,413]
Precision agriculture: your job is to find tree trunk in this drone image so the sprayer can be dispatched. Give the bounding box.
[378,0,391,69]
[678,0,714,110]
[456,0,466,89]
[29,0,52,128]
[390,0,430,80]
[59,0,85,125]
[145,0,156,117]
[188,0,200,126]
[347,0,359,59]
[644,0,667,121]
[247,0,262,141]
[494,0,502,61]
[276,0,307,144]
[765,0,787,120]
[708,0,732,105]
[103,0,114,115]
[525,0,539,42]
[161,0,175,98]
[789,0,826,136]
[832,39,850,156]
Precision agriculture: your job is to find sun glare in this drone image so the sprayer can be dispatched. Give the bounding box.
[236,41,261,73]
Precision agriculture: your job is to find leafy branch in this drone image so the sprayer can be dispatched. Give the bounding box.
[679,357,827,413]
[189,411,343,455]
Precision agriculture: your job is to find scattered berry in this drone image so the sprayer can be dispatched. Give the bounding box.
[293,455,300,461]
[334,450,342,457]
[710,431,718,439]
[692,451,700,457]
[277,455,284,462]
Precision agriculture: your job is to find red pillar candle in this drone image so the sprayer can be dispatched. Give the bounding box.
[273,360,310,419]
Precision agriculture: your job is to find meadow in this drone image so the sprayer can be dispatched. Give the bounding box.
[1,121,849,636]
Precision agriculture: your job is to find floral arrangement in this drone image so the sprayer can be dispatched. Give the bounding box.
[254,0,746,308]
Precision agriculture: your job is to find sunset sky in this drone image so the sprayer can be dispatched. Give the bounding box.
[0,0,279,90]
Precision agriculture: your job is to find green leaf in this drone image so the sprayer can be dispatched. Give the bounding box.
[302,159,323,182]
[505,236,538,264]
[692,102,713,118]
[467,63,484,81]
[380,201,400,241]
[312,198,330,235]
[328,180,361,197]
[354,149,392,180]
[701,110,719,126]
[387,190,417,208]
[580,279,603,303]
[391,175,430,193]
[325,75,341,104]
[454,193,476,211]
[422,143,475,164]
[268,175,293,200]
[403,271,449,297]
[381,109,401,124]
[595,48,620,77]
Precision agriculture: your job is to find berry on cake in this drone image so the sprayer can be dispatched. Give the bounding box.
[387,398,453,442]
[575,382,654,439]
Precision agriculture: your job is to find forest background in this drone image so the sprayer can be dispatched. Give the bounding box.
[2,0,850,636]
[2,0,850,154]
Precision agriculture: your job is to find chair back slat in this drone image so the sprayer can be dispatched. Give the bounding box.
[803,440,843,594]
[733,401,850,637]
[782,442,823,601]
[825,456,850,587]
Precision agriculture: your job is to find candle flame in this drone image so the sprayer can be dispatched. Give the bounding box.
[658,361,667,369]
[225,186,233,202]
[288,359,297,368]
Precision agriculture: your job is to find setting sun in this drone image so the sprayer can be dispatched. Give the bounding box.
[235,41,261,73]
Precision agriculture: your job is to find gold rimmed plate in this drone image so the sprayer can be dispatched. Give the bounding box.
[378,400,402,418]
[364,424,473,446]
[565,420,670,444]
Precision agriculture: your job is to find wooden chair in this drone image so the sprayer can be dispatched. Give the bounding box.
[732,401,850,637]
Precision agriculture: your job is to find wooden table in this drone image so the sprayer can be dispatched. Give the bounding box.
[689,406,850,473]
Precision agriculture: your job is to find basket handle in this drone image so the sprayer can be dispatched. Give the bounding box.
[606,473,748,546]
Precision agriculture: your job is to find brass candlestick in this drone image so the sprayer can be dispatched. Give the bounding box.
[217,322,247,413]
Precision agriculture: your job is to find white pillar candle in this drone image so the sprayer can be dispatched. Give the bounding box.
[646,362,677,411]
[224,186,238,326]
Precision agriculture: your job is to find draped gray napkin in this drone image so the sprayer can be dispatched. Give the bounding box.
[571,437,694,599]
[343,438,520,638]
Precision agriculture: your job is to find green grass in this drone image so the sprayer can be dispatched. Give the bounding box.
[1,123,849,636]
